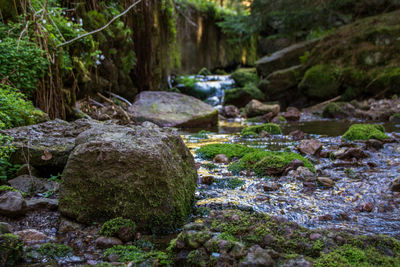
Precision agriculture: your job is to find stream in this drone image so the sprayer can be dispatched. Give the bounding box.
[182,120,400,239]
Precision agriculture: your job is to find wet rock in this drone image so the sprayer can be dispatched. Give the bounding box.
[8,175,58,195]
[309,233,322,241]
[240,245,274,267]
[1,119,98,175]
[200,176,214,185]
[317,177,335,187]
[129,91,218,128]
[58,218,84,233]
[259,182,280,192]
[256,39,319,77]
[259,112,275,123]
[318,214,333,221]
[0,222,12,234]
[25,198,58,211]
[59,123,197,233]
[391,178,400,192]
[293,167,316,181]
[0,192,26,217]
[213,154,229,164]
[245,100,280,117]
[230,242,247,259]
[362,202,374,212]
[0,233,23,266]
[14,229,54,244]
[222,105,240,118]
[95,236,123,249]
[289,130,306,140]
[365,139,384,151]
[280,256,312,267]
[333,147,368,160]
[298,139,323,156]
[282,107,301,121]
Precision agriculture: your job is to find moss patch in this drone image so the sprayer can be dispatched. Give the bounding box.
[322,103,345,118]
[229,150,315,176]
[196,144,257,160]
[299,64,342,100]
[241,123,282,137]
[224,83,264,108]
[231,68,259,87]
[342,124,389,141]
[99,217,136,238]
[0,233,23,266]
[104,245,171,266]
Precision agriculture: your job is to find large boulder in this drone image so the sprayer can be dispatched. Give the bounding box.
[129,91,218,128]
[1,119,98,175]
[256,39,319,77]
[59,123,197,233]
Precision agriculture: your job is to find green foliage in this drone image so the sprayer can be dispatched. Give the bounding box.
[0,85,40,129]
[196,143,257,160]
[342,124,389,141]
[241,123,282,137]
[299,65,342,99]
[99,217,136,238]
[104,245,171,266]
[0,36,48,96]
[36,243,73,259]
[229,150,315,176]
[0,185,25,196]
[231,68,258,87]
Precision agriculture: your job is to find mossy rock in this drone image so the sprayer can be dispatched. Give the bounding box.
[231,68,259,87]
[299,64,342,100]
[322,103,346,118]
[103,245,171,266]
[0,234,23,266]
[229,150,315,176]
[241,123,282,137]
[59,123,197,234]
[196,144,257,160]
[224,83,264,108]
[198,68,212,76]
[99,217,136,238]
[342,124,389,141]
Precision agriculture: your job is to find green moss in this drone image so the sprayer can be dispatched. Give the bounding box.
[190,130,210,139]
[204,163,218,170]
[224,83,264,107]
[299,65,342,99]
[0,233,23,266]
[0,185,25,197]
[187,249,208,266]
[231,68,259,87]
[99,217,136,238]
[27,243,73,260]
[104,245,171,266]
[241,123,282,137]
[215,178,245,189]
[196,144,257,160]
[198,67,212,76]
[342,124,389,141]
[322,103,345,118]
[229,150,315,176]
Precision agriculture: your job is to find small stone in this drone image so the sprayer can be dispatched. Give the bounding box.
[294,167,316,181]
[0,191,26,217]
[200,176,214,185]
[58,218,83,233]
[240,245,275,267]
[213,154,229,164]
[261,182,280,192]
[282,107,300,121]
[362,202,374,212]
[0,222,13,234]
[334,147,368,160]
[309,233,322,241]
[298,139,323,156]
[222,105,240,118]
[95,237,123,249]
[318,214,333,221]
[317,177,335,187]
[290,130,306,140]
[14,229,54,244]
[284,159,304,174]
[26,198,58,211]
[365,139,383,151]
[117,227,134,242]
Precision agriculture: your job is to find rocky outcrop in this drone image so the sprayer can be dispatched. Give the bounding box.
[59,122,197,233]
[256,39,319,78]
[1,119,98,176]
[130,91,218,128]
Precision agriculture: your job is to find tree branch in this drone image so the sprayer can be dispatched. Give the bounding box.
[57,0,143,48]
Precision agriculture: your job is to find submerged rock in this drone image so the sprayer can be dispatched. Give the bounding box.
[129,91,218,128]
[59,123,197,233]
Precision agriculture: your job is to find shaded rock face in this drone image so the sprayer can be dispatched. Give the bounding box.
[1,119,99,176]
[59,123,197,233]
[129,91,218,128]
[256,39,319,78]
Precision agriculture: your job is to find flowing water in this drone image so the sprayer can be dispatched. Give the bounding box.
[183,120,400,239]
